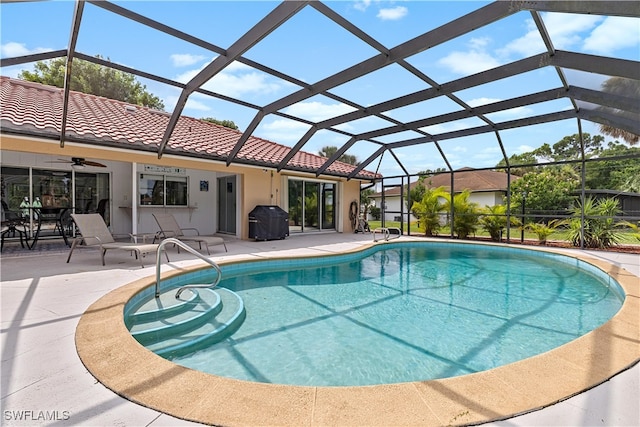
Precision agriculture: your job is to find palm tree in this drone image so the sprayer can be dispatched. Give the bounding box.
[561,197,624,249]
[597,77,639,145]
[443,190,479,239]
[318,146,358,165]
[410,186,447,236]
[479,204,520,242]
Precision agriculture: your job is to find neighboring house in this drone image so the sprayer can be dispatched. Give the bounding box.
[0,77,379,241]
[370,168,518,222]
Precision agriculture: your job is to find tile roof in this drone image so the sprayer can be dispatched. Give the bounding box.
[372,167,517,197]
[0,76,379,180]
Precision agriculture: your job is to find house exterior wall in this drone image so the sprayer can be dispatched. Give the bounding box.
[1,135,365,240]
[469,192,504,208]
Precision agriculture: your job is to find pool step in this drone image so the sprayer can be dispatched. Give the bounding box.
[128,287,222,346]
[127,287,245,358]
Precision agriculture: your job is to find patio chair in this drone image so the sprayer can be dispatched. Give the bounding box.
[1,203,30,251]
[67,213,168,267]
[152,213,227,255]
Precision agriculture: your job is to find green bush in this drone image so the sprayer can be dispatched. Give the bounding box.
[410,186,447,236]
[560,197,625,249]
[480,204,520,241]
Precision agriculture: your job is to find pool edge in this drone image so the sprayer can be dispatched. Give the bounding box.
[75,239,640,426]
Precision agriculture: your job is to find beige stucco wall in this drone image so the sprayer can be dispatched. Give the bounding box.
[1,135,370,239]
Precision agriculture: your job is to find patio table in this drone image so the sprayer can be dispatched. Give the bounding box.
[27,207,73,249]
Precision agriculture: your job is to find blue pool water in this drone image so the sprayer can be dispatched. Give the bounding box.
[139,242,624,386]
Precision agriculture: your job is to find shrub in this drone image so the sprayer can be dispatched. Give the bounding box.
[444,190,479,239]
[411,186,447,236]
[525,221,559,245]
[480,204,520,241]
[560,197,624,249]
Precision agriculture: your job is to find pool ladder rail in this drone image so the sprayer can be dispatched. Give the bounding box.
[373,227,402,242]
[155,238,222,298]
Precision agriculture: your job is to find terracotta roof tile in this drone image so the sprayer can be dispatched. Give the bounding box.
[0,77,380,180]
[372,168,518,197]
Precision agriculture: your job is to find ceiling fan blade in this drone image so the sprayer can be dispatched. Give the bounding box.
[82,160,107,168]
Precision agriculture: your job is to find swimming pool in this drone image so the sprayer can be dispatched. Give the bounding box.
[126,241,624,387]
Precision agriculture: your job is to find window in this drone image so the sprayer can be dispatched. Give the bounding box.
[139,174,188,206]
[1,166,110,221]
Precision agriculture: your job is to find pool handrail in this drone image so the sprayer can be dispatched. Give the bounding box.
[155,238,222,299]
[373,227,402,242]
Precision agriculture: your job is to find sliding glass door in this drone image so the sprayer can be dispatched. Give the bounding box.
[287,179,336,234]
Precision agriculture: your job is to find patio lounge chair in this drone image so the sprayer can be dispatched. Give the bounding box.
[67,213,168,267]
[152,213,227,255]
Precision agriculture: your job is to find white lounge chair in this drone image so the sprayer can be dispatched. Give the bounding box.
[67,213,168,267]
[153,214,227,255]
[153,213,227,255]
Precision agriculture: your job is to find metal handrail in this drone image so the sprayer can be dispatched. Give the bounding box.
[155,238,222,298]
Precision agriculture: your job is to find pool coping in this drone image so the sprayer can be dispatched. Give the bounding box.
[75,239,640,426]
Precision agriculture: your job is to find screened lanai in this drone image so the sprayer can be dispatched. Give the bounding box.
[1,1,639,245]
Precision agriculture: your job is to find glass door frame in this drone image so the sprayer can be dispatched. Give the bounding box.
[286,177,337,234]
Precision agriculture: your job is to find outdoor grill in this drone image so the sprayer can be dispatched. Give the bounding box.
[248,205,289,241]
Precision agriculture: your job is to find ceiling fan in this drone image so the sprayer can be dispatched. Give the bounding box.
[49,157,107,168]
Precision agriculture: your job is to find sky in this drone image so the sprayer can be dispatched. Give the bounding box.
[1,1,639,179]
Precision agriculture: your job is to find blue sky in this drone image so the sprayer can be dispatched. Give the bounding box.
[2,1,639,178]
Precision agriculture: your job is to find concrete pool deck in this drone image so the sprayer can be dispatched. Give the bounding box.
[1,233,638,426]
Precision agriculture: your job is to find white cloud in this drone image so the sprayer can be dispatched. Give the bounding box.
[469,37,491,50]
[283,101,356,122]
[583,16,640,54]
[174,60,285,98]
[377,6,408,21]
[499,13,603,58]
[353,0,371,12]
[259,119,310,143]
[1,41,51,57]
[164,94,211,113]
[438,50,501,75]
[516,144,535,154]
[543,13,603,49]
[170,53,207,67]
[467,97,501,107]
[473,146,500,160]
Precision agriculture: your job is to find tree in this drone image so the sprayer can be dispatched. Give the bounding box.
[405,169,446,211]
[597,77,640,145]
[550,133,604,161]
[201,117,239,130]
[19,56,164,110]
[584,141,640,191]
[318,146,358,165]
[406,178,426,212]
[410,186,447,236]
[360,188,374,219]
[443,189,479,239]
[498,133,639,193]
[508,166,580,220]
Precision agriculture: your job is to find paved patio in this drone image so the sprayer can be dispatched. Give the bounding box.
[1,233,638,426]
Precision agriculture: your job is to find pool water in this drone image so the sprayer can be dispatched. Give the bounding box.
[166,243,623,386]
